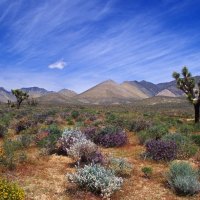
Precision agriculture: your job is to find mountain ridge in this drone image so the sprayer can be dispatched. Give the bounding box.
[0,76,199,104]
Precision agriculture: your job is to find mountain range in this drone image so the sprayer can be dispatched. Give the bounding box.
[0,76,199,104]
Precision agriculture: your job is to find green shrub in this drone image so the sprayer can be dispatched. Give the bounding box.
[0,113,13,127]
[37,124,62,154]
[141,166,153,178]
[128,119,153,132]
[0,178,25,200]
[71,110,79,119]
[108,157,133,177]
[48,124,62,135]
[0,124,7,138]
[105,113,116,123]
[167,161,200,195]
[178,124,194,135]
[193,123,200,132]
[67,164,123,199]
[17,134,33,148]
[190,134,200,146]
[0,139,20,170]
[137,131,150,145]
[137,124,168,144]
[148,124,168,138]
[20,126,38,135]
[162,133,198,159]
[67,119,74,125]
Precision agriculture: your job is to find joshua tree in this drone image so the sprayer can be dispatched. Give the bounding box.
[11,89,29,109]
[172,66,200,123]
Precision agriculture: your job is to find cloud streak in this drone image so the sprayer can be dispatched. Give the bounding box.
[0,0,200,92]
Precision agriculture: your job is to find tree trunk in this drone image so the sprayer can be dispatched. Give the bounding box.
[194,103,200,123]
[17,100,22,109]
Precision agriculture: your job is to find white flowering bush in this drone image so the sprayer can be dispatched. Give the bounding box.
[68,138,104,164]
[58,129,86,154]
[67,164,123,199]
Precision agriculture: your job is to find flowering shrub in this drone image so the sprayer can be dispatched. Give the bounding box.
[67,164,123,199]
[162,133,198,159]
[108,157,133,177]
[89,115,97,121]
[94,126,127,147]
[0,178,25,200]
[145,139,177,161]
[68,138,104,165]
[85,150,104,165]
[167,161,200,195]
[82,127,97,141]
[58,129,86,154]
[13,118,34,134]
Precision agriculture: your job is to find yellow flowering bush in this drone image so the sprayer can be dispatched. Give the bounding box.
[0,179,25,200]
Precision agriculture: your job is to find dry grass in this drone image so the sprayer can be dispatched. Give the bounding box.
[1,132,200,199]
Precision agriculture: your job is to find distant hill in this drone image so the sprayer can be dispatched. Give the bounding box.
[0,76,199,104]
[58,89,77,98]
[123,81,156,96]
[136,80,160,96]
[120,82,150,98]
[0,87,15,103]
[75,80,149,104]
[37,92,78,104]
[156,89,177,97]
[21,87,53,98]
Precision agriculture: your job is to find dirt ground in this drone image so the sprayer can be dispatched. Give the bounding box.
[1,132,200,200]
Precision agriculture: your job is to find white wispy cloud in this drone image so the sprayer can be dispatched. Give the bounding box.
[0,0,199,92]
[48,60,67,69]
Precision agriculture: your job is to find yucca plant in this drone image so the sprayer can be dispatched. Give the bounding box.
[172,67,200,123]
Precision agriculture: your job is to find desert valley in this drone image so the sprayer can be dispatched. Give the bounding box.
[1,0,200,200]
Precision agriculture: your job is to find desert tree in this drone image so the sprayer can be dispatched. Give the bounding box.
[172,66,200,123]
[11,89,29,109]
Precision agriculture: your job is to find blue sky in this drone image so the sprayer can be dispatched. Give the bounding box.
[0,0,200,93]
